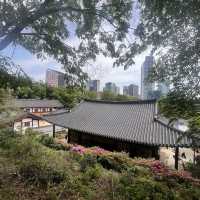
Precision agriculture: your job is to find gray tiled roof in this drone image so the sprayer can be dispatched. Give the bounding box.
[14,99,64,108]
[44,109,69,115]
[43,100,191,147]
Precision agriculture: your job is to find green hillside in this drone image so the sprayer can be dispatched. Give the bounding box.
[0,130,199,200]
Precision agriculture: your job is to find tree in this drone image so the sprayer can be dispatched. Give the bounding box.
[158,91,197,121]
[158,91,200,146]
[16,86,34,99]
[0,89,20,128]
[120,0,200,143]
[147,90,162,100]
[101,91,116,101]
[52,87,82,108]
[0,55,32,90]
[83,91,98,100]
[32,83,47,99]
[0,0,133,86]
[131,0,200,99]
[101,91,136,101]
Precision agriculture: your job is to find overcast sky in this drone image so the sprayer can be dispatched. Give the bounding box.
[1,2,150,94]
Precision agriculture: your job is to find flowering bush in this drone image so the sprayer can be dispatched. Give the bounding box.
[69,145,109,156]
[87,146,109,155]
[149,160,200,185]
[70,145,86,154]
[150,160,169,175]
[53,140,200,185]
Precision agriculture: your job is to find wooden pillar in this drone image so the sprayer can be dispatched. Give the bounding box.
[175,147,179,170]
[53,124,56,138]
[32,119,33,128]
[68,130,71,143]
[37,120,39,128]
[193,148,196,164]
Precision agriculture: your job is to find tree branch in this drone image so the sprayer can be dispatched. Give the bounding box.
[0,5,90,51]
[0,1,130,51]
[20,32,48,36]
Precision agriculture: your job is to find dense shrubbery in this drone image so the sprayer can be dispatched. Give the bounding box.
[186,156,200,179]
[39,135,200,185]
[97,152,133,172]
[37,134,66,150]
[0,132,200,200]
[0,128,16,149]
[19,162,66,187]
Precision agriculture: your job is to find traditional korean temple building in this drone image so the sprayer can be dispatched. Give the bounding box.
[14,99,64,116]
[14,99,64,131]
[43,99,192,169]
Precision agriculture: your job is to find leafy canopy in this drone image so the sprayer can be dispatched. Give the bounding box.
[1,0,199,93]
[134,0,200,98]
[0,0,133,86]
[0,55,31,90]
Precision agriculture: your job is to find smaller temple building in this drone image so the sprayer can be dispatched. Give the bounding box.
[14,99,64,131]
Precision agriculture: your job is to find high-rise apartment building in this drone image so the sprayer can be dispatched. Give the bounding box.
[116,86,120,95]
[123,86,129,96]
[123,84,139,97]
[46,69,65,87]
[103,82,120,95]
[88,80,100,92]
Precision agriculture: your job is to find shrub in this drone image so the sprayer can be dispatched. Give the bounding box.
[87,146,109,155]
[80,154,97,172]
[19,162,66,187]
[119,166,150,186]
[2,134,69,188]
[120,167,136,186]
[82,164,102,182]
[38,134,54,146]
[6,134,44,161]
[37,135,66,150]
[117,177,175,200]
[177,186,200,200]
[71,145,86,154]
[0,128,17,149]
[97,152,132,172]
[185,156,200,178]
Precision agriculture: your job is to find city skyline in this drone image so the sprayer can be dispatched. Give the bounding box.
[45,68,140,95]
[0,0,142,93]
[2,45,149,94]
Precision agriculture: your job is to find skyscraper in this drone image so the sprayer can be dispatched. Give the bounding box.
[88,80,100,92]
[141,54,170,99]
[141,55,154,99]
[46,69,65,87]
